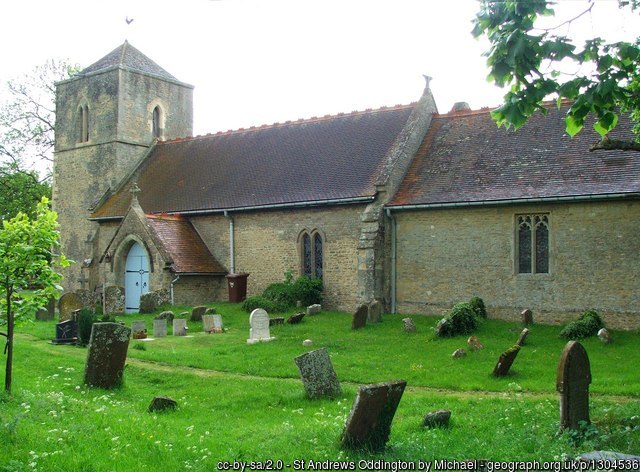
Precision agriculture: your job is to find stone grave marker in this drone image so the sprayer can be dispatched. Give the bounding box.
[190,306,207,322]
[83,322,131,389]
[173,318,187,336]
[148,396,178,413]
[203,314,215,333]
[402,318,416,333]
[104,286,125,314]
[294,348,342,399]
[557,341,592,430]
[492,345,521,377]
[302,339,313,347]
[212,315,223,331]
[367,300,382,323]
[58,292,83,322]
[521,309,533,325]
[153,319,167,338]
[156,311,175,323]
[467,336,484,351]
[340,380,407,452]
[131,321,146,339]
[423,410,451,428]
[287,312,305,324]
[516,328,529,346]
[452,348,466,359]
[351,304,368,330]
[597,328,612,344]
[307,304,321,315]
[51,318,78,345]
[247,308,275,344]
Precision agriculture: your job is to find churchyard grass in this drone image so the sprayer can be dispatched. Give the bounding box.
[2,305,639,469]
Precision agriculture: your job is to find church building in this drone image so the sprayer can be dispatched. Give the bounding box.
[53,42,640,329]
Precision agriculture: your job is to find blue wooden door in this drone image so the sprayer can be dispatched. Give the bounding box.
[125,242,149,313]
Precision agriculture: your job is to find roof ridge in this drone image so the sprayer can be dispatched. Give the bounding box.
[158,102,418,144]
[436,98,574,118]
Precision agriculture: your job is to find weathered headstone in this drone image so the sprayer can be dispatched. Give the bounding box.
[247,308,275,344]
[172,318,187,336]
[51,318,78,345]
[352,304,368,330]
[269,317,285,326]
[131,321,147,339]
[492,345,521,377]
[74,289,96,310]
[156,311,175,323]
[83,322,131,389]
[203,314,215,333]
[402,318,416,333]
[367,300,383,323]
[597,328,612,344]
[557,341,591,430]
[452,348,466,359]
[104,286,125,314]
[153,319,167,338]
[148,396,178,413]
[422,410,451,428]
[467,336,484,351]
[190,306,207,322]
[294,348,342,399]
[516,328,529,346]
[58,292,83,322]
[307,304,322,316]
[521,309,533,325]
[340,380,407,452]
[287,312,305,324]
[139,292,157,314]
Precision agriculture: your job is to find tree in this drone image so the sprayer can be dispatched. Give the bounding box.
[0,169,51,221]
[473,0,640,151]
[0,197,69,393]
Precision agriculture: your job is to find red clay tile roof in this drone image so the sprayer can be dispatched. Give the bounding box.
[146,214,226,274]
[388,105,640,207]
[91,104,415,219]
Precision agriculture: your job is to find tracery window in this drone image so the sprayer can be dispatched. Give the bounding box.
[299,229,324,279]
[516,214,549,274]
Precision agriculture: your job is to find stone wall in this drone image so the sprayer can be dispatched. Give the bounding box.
[393,200,640,330]
[172,276,227,306]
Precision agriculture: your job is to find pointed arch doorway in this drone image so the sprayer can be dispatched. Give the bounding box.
[125,242,150,313]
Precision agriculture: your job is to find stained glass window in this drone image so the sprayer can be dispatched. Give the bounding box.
[517,214,549,274]
[303,233,312,277]
[314,233,323,279]
[300,230,324,280]
[535,215,549,274]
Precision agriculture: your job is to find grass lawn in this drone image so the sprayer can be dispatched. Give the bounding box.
[2,303,639,470]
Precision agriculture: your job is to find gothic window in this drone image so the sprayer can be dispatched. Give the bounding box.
[299,229,324,279]
[78,104,89,143]
[152,105,163,138]
[516,214,549,274]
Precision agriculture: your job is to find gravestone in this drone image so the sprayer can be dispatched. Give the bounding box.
[104,286,125,314]
[367,300,382,323]
[247,308,275,344]
[452,348,466,359]
[173,318,187,336]
[492,345,521,376]
[557,341,592,430]
[131,321,147,339]
[516,328,529,346]
[156,311,175,323]
[597,328,612,344]
[203,314,223,333]
[340,380,407,452]
[467,336,484,351]
[83,322,131,389]
[190,306,207,322]
[58,292,83,322]
[153,319,167,338]
[52,318,78,345]
[294,348,342,399]
[402,318,416,333]
[148,396,178,413]
[423,410,451,428]
[269,317,285,326]
[74,289,95,309]
[521,309,533,325]
[307,304,321,315]
[351,304,368,330]
[287,312,305,324]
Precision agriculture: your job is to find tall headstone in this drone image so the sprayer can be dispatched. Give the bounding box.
[173,318,187,336]
[247,308,275,344]
[352,304,368,330]
[294,348,342,399]
[557,341,592,430]
[153,319,167,338]
[83,322,131,389]
[367,300,382,323]
[58,292,83,322]
[492,345,521,377]
[104,286,125,314]
[340,380,407,452]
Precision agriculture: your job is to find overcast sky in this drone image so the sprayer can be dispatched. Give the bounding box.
[2,0,639,136]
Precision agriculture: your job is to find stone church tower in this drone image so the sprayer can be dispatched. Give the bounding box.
[52,41,193,291]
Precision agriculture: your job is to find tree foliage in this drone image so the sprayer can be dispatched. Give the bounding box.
[0,170,51,221]
[473,0,640,151]
[0,197,69,393]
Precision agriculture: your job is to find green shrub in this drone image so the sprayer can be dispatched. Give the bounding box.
[469,296,487,318]
[261,275,323,310]
[241,296,279,313]
[292,276,323,306]
[77,308,98,346]
[263,282,297,307]
[435,302,478,337]
[560,309,604,340]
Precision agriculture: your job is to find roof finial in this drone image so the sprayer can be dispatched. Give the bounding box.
[422,75,433,90]
[129,182,142,206]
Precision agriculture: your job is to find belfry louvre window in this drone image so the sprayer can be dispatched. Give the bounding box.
[516,214,549,274]
[300,230,324,279]
[78,104,89,143]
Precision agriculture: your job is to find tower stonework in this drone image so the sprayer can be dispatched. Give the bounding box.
[52,42,193,292]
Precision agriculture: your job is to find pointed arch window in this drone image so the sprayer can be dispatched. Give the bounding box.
[78,104,89,143]
[516,214,549,274]
[299,229,324,279]
[152,105,163,139]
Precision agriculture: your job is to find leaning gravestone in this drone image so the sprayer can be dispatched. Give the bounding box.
[516,328,530,346]
[367,300,383,323]
[190,306,207,322]
[340,380,407,452]
[104,286,125,314]
[294,348,342,399]
[402,318,416,333]
[58,292,84,322]
[247,308,275,344]
[557,341,592,430]
[351,304,368,330]
[492,345,521,377]
[83,322,131,389]
[173,318,187,336]
[153,319,167,338]
[287,312,305,324]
